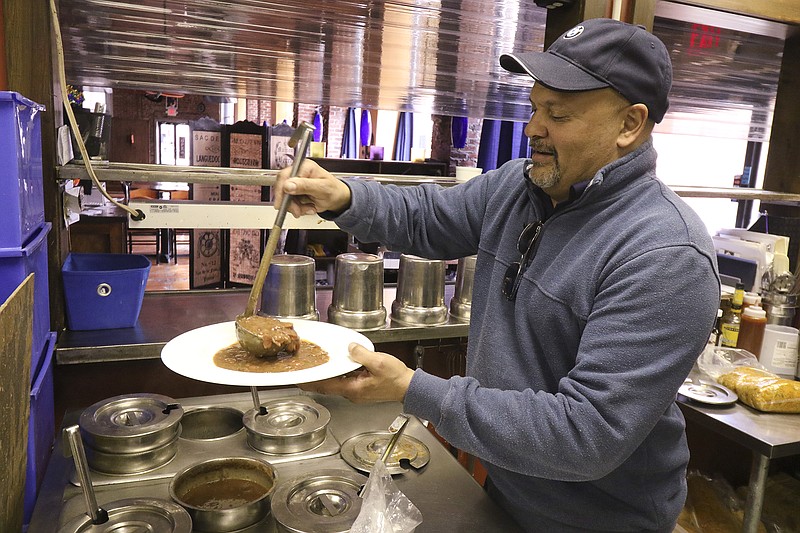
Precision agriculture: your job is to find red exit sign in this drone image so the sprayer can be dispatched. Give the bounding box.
[689,24,721,49]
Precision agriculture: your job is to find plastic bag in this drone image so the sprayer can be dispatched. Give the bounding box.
[696,345,766,380]
[350,458,423,533]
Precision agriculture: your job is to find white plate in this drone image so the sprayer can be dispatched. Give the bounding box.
[161,320,373,386]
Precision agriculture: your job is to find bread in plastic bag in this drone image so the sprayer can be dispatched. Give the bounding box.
[350,458,422,533]
[717,366,800,413]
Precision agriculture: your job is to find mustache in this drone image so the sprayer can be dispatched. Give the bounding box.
[529,140,555,154]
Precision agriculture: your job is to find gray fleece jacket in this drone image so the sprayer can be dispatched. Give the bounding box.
[331,139,720,532]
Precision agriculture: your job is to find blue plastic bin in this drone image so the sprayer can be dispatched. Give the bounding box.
[23,332,56,527]
[62,253,151,330]
[0,222,51,376]
[0,91,46,248]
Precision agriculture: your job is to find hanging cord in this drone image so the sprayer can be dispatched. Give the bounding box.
[48,0,144,221]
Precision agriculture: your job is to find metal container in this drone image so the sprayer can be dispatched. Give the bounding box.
[79,393,183,454]
[180,407,244,441]
[260,254,318,320]
[244,397,331,454]
[327,252,387,330]
[449,255,476,322]
[169,456,277,532]
[271,469,367,533]
[390,254,448,326]
[83,431,180,475]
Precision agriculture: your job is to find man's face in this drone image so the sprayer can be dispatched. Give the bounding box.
[524,83,631,201]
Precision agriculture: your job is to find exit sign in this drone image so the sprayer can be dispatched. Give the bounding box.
[689,24,721,50]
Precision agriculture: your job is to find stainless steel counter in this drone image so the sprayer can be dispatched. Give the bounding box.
[678,395,800,533]
[56,286,469,364]
[27,389,522,533]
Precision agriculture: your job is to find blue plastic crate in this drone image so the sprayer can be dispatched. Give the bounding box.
[62,253,151,330]
[0,222,51,375]
[23,332,56,527]
[0,92,46,248]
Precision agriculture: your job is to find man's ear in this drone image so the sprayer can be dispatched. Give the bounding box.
[617,103,649,149]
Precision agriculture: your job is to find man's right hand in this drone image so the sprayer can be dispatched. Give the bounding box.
[274,159,352,218]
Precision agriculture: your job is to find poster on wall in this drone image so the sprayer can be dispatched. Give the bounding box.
[224,122,268,286]
[189,121,224,289]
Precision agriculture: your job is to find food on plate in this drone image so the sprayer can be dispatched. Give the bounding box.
[716,366,800,413]
[214,339,329,373]
[237,315,300,357]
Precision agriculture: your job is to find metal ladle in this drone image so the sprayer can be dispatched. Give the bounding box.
[235,122,315,356]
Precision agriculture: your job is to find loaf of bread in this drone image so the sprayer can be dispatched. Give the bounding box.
[717,366,800,413]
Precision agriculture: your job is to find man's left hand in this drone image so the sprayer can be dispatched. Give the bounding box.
[299,343,414,403]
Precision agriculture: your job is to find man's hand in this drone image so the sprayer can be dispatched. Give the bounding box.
[300,343,415,403]
[274,159,352,218]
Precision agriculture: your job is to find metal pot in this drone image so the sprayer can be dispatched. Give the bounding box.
[79,393,183,454]
[260,254,318,320]
[390,254,448,326]
[180,407,244,441]
[243,397,331,454]
[82,430,180,475]
[327,252,387,331]
[271,469,367,533]
[169,456,277,532]
[449,255,476,322]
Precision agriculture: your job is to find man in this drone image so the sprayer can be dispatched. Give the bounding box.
[275,18,720,533]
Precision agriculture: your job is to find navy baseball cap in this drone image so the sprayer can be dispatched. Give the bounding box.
[500,18,672,123]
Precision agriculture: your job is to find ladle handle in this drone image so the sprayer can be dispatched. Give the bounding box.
[64,425,109,524]
[380,414,409,464]
[243,123,315,317]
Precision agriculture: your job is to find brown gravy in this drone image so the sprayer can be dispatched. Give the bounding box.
[181,478,270,509]
[214,340,329,373]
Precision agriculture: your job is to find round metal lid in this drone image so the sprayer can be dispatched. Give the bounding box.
[271,469,367,533]
[340,431,430,475]
[58,498,192,533]
[243,398,331,438]
[79,394,183,441]
[678,379,739,406]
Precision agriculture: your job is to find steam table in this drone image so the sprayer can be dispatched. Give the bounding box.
[27,389,522,532]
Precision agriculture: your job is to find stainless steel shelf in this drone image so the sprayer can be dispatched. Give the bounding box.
[55,287,468,365]
[58,161,800,202]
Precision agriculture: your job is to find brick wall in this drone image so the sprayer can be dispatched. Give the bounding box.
[431,115,483,176]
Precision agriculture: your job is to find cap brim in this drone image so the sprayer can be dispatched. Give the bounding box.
[500,51,609,92]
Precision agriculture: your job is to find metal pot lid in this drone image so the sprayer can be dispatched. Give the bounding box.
[340,431,430,475]
[79,394,183,441]
[58,497,192,533]
[243,397,331,438]
[271,469,367,533]
[678,379,738,406]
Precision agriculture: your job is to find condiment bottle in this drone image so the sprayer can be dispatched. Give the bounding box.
[737,304,768,359]
[720,283,745,348]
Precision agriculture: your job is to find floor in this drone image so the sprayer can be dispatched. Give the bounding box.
[130,240,190,291]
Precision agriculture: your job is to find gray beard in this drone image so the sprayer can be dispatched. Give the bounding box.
[527,159,561,190]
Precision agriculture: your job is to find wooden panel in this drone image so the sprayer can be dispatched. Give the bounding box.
[0,275,34,533]
[109,117,152,164]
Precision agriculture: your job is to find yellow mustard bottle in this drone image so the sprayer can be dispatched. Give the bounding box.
[720,283,745,348]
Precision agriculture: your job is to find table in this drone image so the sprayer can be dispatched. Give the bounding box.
[68,205,128,254]
[677,396,800,532]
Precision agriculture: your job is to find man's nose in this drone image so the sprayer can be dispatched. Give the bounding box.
[525,115,546,139]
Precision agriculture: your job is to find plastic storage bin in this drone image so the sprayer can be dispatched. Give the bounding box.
[23,332,56,527]
[0,91,45,248]
[62,253,151,330]
[0,222,51,376]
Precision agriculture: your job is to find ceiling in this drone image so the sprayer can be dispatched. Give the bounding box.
[56,1,787,128]
[56,0,548,122]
